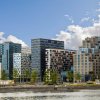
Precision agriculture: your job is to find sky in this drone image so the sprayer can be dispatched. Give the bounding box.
[0,0,100,49]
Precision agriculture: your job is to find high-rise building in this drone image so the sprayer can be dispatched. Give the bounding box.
[31,38,64,81]
[0,44,3,79]
[73,49,93,81]
[0,63,1,79]
[21,47,31,54]
[0,44,3,63]
[73,36,100,81]
[2,42,21,79]
[21,47,31,80]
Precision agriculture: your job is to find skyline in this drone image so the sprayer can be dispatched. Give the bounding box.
[0,0,100,49]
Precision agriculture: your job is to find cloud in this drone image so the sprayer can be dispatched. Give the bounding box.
[96,8,100,12]
[0,32,28,47]
[0,32,6,43]
[54,15,100,50]
[64,14,74,24]
[81,17,90,22]
[98,2,100,6]
[54,1,100,50]
[6,35,28,47]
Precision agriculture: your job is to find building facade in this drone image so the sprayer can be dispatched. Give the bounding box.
[21,47,31,80]
[13,53,21,76]
[45,49,74,71]
[73,50,93,81]
[2,42,21,79]
[73,37,100,81]
[45,49,75,81]
[31,38,64,81]
[0,44,3,63]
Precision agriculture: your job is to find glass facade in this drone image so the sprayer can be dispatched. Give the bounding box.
[31,38,64,81]
[2,42,21,79]
[0,44,3,63]
[13,53,21,76]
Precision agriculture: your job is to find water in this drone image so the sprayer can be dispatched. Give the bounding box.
[0,90,100,100]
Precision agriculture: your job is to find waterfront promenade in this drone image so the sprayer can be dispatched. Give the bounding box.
[0,83,100,93]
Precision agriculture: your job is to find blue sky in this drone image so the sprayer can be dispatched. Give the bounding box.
[0,0,99,47]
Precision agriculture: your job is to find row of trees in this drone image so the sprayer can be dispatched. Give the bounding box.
[1,68,61,84]
[43,70,82,84]
[67,71,96,82]
[13,69,38,84]
[1,69,38,84]
[67,71,81,82]
[1,68,95,84]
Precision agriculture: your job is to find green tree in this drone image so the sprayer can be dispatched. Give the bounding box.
[43,69,51,84]
[67,71,73,82]
[51,69,59,84]
[44,69,59,85]
[31,70,38,84]
[24,69,30,82]
[13,68,19,83]
[1,70,8,80]
[74,73,81,82]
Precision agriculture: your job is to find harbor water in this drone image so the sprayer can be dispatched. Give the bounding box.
[0,89,100,100]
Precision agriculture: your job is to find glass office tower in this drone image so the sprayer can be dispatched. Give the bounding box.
[31,38,64,81]
[2,42,21,79]
[0,44,3,63]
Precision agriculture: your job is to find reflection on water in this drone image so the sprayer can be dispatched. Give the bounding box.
[0,90,100,100]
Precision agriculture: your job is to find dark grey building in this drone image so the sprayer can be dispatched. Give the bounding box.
[31,38,64,81]
[0,44,3,63]
[2,42,21,79]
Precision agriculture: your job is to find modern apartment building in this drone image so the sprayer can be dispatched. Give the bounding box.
[45,49,75,81]
[73,36,100,81]
[73,49,93,81]
[2,42,21,79]
[21,47,31,80]
[31,38,64,81]
[45,49,74,70]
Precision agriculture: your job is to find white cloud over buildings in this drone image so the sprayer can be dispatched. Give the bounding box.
[54,1,100,50]
[0,32,28,47]
[54,15,100,50]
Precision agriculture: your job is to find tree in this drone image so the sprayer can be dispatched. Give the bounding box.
[43,69,51,84]
[44,69,59,85]
[13,68,19,83]
[1,70,8,80]
[74,73,81,82]
[31,70,38,84]
[67,71,73,82]
[51,69,59,84]
[24,69,30,82]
